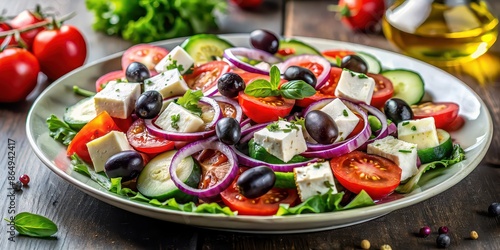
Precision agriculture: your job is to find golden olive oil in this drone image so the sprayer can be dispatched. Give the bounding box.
[383,0,498,66]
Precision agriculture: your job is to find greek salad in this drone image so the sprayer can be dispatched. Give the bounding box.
[47,30,465,216]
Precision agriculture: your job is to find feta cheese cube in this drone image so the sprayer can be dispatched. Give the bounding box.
[86,131,133,172]
[367,136,418,181]
[397,117,440,149]
[294,161,338,202]
[154,46,194,74]
[253,120,307,163]
[334,69,375,104]
[94,81,141,119]
[154,102,204,133]
[144,69,190,99]
[319,98,360,142]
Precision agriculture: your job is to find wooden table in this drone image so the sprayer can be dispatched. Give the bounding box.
[1,0,499,249]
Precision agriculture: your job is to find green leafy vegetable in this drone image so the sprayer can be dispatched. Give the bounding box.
[71,154,112,190]
[244,65,316,99]
[176,89,203,116]
[248,139,310,164]
[46,115,76,146]
[396,144,465,193]
[85,0,227,44]
[4,212,58,238]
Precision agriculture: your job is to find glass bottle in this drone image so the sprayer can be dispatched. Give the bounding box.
[382,0,498,66]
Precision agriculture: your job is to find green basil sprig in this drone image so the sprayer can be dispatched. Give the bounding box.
[5,212,58,238]
[244,65,316,99]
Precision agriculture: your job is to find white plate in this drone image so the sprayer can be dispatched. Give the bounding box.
[26,34,492,233]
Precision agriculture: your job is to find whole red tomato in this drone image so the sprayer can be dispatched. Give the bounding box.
[9,7,46,50]
[338,0,385,31]
[33,25,87,80]
[0,47,40,103]
[230,0,263,9]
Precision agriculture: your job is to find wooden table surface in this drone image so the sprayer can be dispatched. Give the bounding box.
[1,0,499,249]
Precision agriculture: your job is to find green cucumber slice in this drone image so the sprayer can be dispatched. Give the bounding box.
[278,39,321,59]
[63,96,97,130]
[417,129,453,164]
[356,51,382,74]
[381,69,425,105]
[180,34,234,64]
[274,172,296,189]
[136,150,201,202]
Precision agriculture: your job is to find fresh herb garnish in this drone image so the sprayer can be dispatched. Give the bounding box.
[411,125,417,131]
[244,65,316,99]
[72,85,96,97]
[335,56,342,67]
[398,149,412,153]
[324,181,334,188]
[46,115,76,146]
[171,114,180,130]
[357,73,368,79]
[266,122,280,132]
[402,121,410,126]
[176,89,203,116]
[4,212,58,238]
[342,109,349,117]
[165,56,185,73]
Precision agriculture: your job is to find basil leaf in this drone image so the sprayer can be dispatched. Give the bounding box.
[279,80,316,99]
[269,65,281,89]
[11,212,58,237]
[244,79,279,97]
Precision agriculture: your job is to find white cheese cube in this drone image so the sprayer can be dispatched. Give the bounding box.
[86,131,133,173]
[144,69,190,99]
[334,69,375,104]
[253,120,307,163]
[367,136,418,181]
[154,102,204,133]
[154,46,194,74]
[94,81,141,119]
[294,161,338,202]
[397,117,440,149]
[319,98,360,142]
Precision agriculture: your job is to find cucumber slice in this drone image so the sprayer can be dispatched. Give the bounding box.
[417,129,453,164]
[381,69,425,105]
[63,96,97,130]
[278,39,321,59]
[136,150,201,202]
[180,34,234,64]
[356,51,382,74]
[274,172,296,189]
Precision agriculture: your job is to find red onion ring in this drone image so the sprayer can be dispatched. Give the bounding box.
[211,95,243,123]
[169,139,239,198]
[360,103,389,143]
[200,96,222,129]
[223,47,282,75]
[277,55,331,89]
[144,118,216,141]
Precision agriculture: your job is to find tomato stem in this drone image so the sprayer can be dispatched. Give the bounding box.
[73,85,96,97]
[0,12,75,38]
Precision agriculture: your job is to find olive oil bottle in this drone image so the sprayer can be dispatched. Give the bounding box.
[382,0,498,66]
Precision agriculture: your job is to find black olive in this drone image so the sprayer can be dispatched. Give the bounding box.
[126,62,151,83]
[250,29,280,54]
[135,90,163,119]
[104,150,145,181]
[305,110,339,144]
[436,234,451,248]
[216,117,241,145]
[283,66,317,87]
[237,166,276,199]
[217,72,245,98]
[340,54,368,74]
[384,98,414,124]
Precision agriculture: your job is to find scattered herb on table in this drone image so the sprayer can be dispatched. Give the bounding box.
[4,212,58,238]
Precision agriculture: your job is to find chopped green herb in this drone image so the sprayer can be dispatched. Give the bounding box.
[171,114,180,130]
[402,121,410,126]
[398,149,412,153]
[166,56,186,73]
[312,163,322,169]
[411,125,417,131]
[357,73,368,79]
[342,109,349,117]
[266,122,280,132]
[324,181,334,188]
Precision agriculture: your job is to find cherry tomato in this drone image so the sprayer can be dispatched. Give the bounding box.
[67,111,121,163]
[221,168,298,215]
[238,92,295,123]
[330,151,401,199]
[296,67,341,107]
[112,116,133,133]
[230,0,263,9]
[33,25,87,80]
[121,44,168,74]
[95,70,126,92]
[0,47,40,103]
[411,102,459,129]
[0,22,16,47]
[322,49,355,62]
[233,70,268,85]
[338,0,385,31]
[196,149,231,192]
[368,73,394,108]
[9,7,46,49]
[183,61,231,93]
[126,119,175,154]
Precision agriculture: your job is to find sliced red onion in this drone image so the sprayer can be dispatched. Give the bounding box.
[200,96,222,129]
[240,122,269,145]
[223,47,282,75]
[211,95,243,123]
[239,118,252,129]
[203,85,219,97]
[144,118,215,141]
[387,122,397,136]
[277,55,331,89]
[169,139,239,198]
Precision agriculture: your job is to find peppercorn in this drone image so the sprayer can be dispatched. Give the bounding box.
[419,226,431,237]
[19,174,30,186]
[380,244,392,250]
[436,234,451,248]
[438,226,449,234]
[11,181,22,191]
[470,231,479,240]
[360,239,370,249]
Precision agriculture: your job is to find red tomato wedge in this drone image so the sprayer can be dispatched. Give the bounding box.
[67,111,121,162]
[121,44,169,74]
[183,61,231,92]
[238,92,295,123]
[368,73,394,108]
[411,102,459,129]
[330,151,401,200]
[221,169,298,215]
[95,70,126,92]
[126,119,175,154]
[443,115,465,132]
[296,67,341,107]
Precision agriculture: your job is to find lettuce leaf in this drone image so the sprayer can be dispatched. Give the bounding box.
[46,115,76,146]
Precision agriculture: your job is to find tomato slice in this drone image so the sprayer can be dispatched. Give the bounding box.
[121,44,169,74]
[67,111,121,163]
[411,102,459,129]
[126,119,175,154]
[221,168,298,215]
[95,70,126,92]
[330,151,401,200]
[443,115,465,132]
[238,92,295,123]
[183,61,231,92]
[321,49,355,62]
[368,73,394,108]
